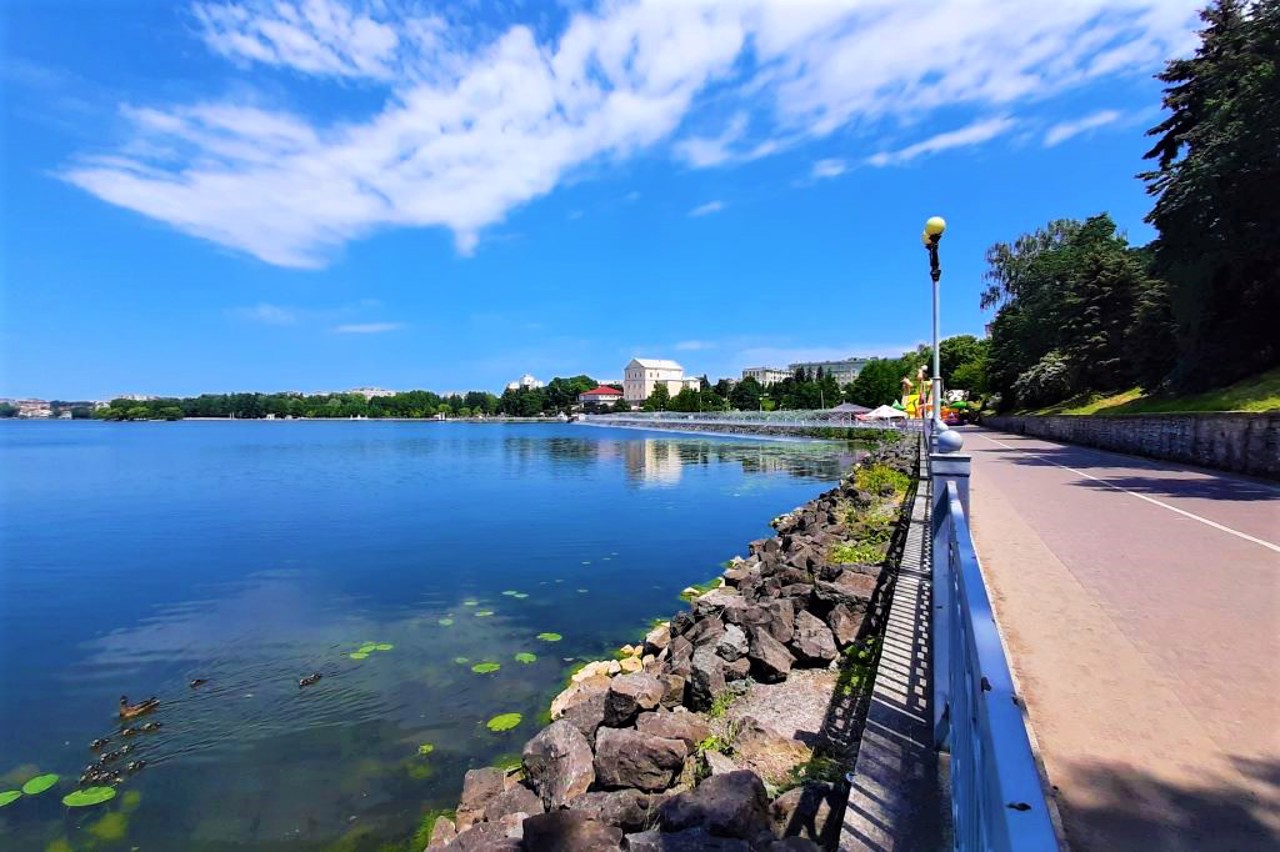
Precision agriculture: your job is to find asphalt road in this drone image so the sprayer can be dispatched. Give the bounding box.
[962,427,1280,851]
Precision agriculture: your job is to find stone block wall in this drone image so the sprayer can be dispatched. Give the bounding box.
[982,412,1280,480]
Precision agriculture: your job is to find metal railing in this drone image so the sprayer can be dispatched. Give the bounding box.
[931,454,1060,851]
[581,410,925,431]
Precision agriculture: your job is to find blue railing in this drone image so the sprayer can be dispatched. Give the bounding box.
[931,461,1060,851]
[581,410,924,431]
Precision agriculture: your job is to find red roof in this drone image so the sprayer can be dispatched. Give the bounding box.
[580,386,623,397]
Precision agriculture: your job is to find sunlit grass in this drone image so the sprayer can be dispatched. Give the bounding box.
[1023,366,1280,415]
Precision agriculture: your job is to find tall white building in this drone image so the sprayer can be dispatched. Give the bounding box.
[741,367,791,386]
[506,374,545,392]
[787,358,869,387]
[623,358,701,402]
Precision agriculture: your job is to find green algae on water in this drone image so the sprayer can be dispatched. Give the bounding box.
[21,774,58,795]
[88,810,129,842]
[417,743,435,756]
[486,713,522,732]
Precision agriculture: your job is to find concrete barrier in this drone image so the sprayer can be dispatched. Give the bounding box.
[982,413,1280,480]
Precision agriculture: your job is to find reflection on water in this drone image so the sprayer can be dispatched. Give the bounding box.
[0,421,855,850]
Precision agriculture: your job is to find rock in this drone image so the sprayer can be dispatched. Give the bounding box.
[689,645,727,711]
[621,644,643,658]
[522,810,624,852]
[568,788,665,833]
[769,838,823,851]
[443,821,522,851]
[483,783,544,823]
[499,812,529,839]
[703,749,739,775]
[714,623,749,662]
[523,721,596,809]
[789,611,838,665]
[737,599,795,644]
[623,827,750,851]
[635,708,710,750]
[664,636,694,679]
[618,656,643,674]
[730,717,813,786]
[641,654,657,671]
[604,672,665,727]
[826,604,862,648]
[693,589,749,620]
[657,770,772,841]
[770,781,842,846]
[747,626,795,683]
[670,611,695,636]
[723,566,755,587]
[594,727,688,792]
[559,687,608,747]
[573,661,618,683]
[456,766,506,829]
[685,616,726,648]
[643,623,671,654]
[426,814,456,848]
[659,673,686,708]
[551,675,612,720]
[723,656,751,681]
[814,573,877,609]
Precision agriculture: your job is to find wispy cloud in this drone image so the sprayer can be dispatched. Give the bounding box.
[60,0,1199,267]
[334,322,405,334]
[624,191,641,203]
[675,340,716,351]
[810,158,847,180]
[867,117,1017,167]
[689,200,726,217]
[1044,109,1123,147]
[232,303,298,325]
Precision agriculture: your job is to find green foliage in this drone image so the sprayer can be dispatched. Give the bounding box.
[1010,351,1078,409]
[642,382,671,412]
[21,774,58,795]
[847,358,906,408]
[62,786,117,807]
[830,541,885,565]
[486,713,522,732]
[707,690,738,720]
[729,376,764,410]
[854,464,909,498]
[777,755,845,794]
[696,734,730,755]
[417,743,435,756]
[87,810,129,842]
[411,809,456,850]
[679,577,722,602]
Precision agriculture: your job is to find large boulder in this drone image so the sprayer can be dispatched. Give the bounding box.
[559,686,608,747]
[747,626,795,683]
[693,588,749,621]
[731,599,795,645]
[770,781,843,846]
[664,636,694,679]
[521,810,623,852]
[594,727,688,792]
[657,770,773,843]
[685,616,727,648]
[443,821,522,851]
[814,572,877,609]
[634,708,710,751]
[603,673,665,727]
[551,675,612,720]
[659,673,686,708]
[789,611,838,665]
[426,815,457,848]
[730,717,813,786]
[826,604,862,648]
[714,623,749,662]
[483,783,544,823]
[623,827,750,851]
[455,766,506,829]
[523,721,596,809]
[643,622,671,655]
[688,645,728,711]
[568,788,665,833]
[723,656,751,681]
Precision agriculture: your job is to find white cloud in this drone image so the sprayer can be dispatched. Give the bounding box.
[624,191,641,202]
[675,340,716,351]
[688,200,725,217]
[867,117,1017,167]
[61,0,1201,267]
[1044,109,1123,147]
[334,322,404,333]
[233,302,298,324]
[810,158,846,180]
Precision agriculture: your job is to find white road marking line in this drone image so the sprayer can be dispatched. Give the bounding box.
[976,433,1280,554]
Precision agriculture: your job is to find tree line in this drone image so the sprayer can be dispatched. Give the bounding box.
[983,0,1278,410]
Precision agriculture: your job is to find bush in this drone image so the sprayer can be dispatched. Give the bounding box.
[1011,350,1078,408]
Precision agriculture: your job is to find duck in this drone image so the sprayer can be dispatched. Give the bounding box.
[98,749,124,765]
[88,738,110,751]
[120,726,139,737]
[138,721,163,733]
[298,673,323,688]
[119,695,159,719]
[189,678,208,689]
[126,760,146,774]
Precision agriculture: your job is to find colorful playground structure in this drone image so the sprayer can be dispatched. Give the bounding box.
[898,367,971,424]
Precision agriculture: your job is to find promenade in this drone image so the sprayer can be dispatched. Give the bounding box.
[965,427,1280,850]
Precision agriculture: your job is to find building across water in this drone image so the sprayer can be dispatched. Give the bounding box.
[740,367,791,386]
[623,358,701,402]
[787,358,869,386]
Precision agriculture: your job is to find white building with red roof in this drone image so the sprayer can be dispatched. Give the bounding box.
[577,385,625,409]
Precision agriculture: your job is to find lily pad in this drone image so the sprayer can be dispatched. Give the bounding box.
[454,657,469,665]
[0,790,20,808]
[474,610,494,617]
[349,652,370,660]
[21,774,58,795]
[358,643,377,654]
[374,643,394,651]
[512,593,529,599]
[463,600,479,607]
[471,662,500,674]
[62,786,117,808]
[514,652,536,664]
[418,743,435,756]
[486,713,522,732]
[536,632,562,642]
[577,588,588,593]
[501,590,519,597]
[438,618,454,626]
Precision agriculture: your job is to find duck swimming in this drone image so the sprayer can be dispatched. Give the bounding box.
[119,695,159,719]
[139,721,162,732]
[298,673,323,688]
[88,738,110,751]
[126,760,146,774]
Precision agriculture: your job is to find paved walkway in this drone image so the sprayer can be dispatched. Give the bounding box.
[964,427,1280,850]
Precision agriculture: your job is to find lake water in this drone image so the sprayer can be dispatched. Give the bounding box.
[0,421,854,850]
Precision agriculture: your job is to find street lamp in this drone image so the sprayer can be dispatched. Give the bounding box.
[921,216,961,452]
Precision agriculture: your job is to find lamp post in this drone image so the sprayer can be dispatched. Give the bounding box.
[922,216,960,452]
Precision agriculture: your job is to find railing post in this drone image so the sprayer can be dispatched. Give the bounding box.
[930,452,971,749]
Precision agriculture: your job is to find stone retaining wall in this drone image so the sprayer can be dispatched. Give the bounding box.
[421,437,919,851]
[983,412,1280,480]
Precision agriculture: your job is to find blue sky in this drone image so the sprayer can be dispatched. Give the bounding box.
[1,0,1202,399]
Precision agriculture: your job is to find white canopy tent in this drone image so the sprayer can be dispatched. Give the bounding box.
[859,404,908,421]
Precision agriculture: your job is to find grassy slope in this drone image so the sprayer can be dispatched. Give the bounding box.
[1021,365,1280,415]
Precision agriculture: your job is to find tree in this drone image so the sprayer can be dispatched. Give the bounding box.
[0,403,16,418]
[729,376,763,410]
[668,387,701,412]
[1142,0,1280,389]
[713,378,734,399]
[848,359,902,407]
[125,406,151,421]
[643,383,670,411]
[157,406,184,421]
